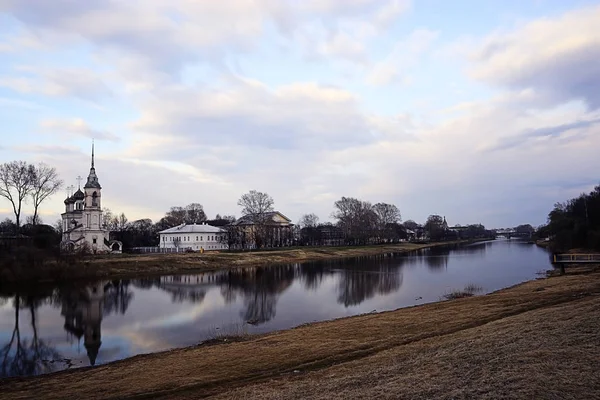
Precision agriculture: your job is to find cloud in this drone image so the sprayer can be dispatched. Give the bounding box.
[132,78,378,152]
[488,117,600,152]
[2,0,410,73]
[0,66,112,101]
[40,118,120,142]
[366,29,439,86]
[1,1,599,229]
[470,5,600,109]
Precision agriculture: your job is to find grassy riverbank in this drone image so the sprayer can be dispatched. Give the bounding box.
[2,264,599,399]
[1,239,479,285]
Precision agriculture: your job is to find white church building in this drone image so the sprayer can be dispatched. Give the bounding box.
[158,223,227,252]
[61,145,122,254]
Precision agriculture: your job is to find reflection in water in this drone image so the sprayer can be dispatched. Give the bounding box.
[1,293,61,378]
[0,240,552,378]
[327,256,405,306]
[219,266,296,324]
[0,280,134,377]
[60,282,105,366]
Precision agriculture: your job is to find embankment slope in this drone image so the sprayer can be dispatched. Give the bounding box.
[1,265,599,399]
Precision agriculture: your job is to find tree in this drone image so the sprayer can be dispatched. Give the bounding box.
[29,163,63,226]
[117,213,128,231]
[238,190,274,218]
[237,190,275,249]
[515,224,535,235]
[331,197,376,245]
[0,218,16,235]
[0,161,35,231]
[102,208,116,230]
[546,184,600,250]
[298,213,319,229]
[25,215,43,225]
[373,203,401,241]
[156,204,208,229]
[53,219,63,237]
[184,203,207,224]
[424,215,445,241]
[403,220,419,231]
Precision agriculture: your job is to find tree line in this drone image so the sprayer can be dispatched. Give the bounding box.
[0,159,497,252]
[537,184,600,251]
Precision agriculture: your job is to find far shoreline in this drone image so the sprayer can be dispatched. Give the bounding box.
[1,238,495,288]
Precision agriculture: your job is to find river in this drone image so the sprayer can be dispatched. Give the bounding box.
[0,239,551,378]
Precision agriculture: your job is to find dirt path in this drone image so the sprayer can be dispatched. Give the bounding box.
[2,266,599,399]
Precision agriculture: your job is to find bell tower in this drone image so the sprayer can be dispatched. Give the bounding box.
[84,141,102,210]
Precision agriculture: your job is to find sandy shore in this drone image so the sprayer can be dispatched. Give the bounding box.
[1,264,599,399]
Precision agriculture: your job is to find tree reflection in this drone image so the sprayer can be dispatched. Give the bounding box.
[298,263,330,291]
[132,275,212,303]
[334,255,405,307]
[218,266,296,325]
[1,292,62,378]
[103,280,133,314]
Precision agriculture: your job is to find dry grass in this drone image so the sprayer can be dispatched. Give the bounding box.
[442,283,484,300]
[1,266,599,399]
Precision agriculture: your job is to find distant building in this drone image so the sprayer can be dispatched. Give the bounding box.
[158,223,227,251]
[60,144,122,254]
[231,211,294,248]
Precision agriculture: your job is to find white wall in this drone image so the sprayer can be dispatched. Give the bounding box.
[159,232,227,251]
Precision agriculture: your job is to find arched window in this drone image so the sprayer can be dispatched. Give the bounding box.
[92,191,98,206]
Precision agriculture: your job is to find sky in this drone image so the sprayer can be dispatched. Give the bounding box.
[0,0,599,229]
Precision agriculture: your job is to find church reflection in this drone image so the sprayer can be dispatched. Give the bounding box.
[58,280,133,367]
[61,282,105,366]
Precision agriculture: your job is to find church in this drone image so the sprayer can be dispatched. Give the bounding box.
[60,144,122,254]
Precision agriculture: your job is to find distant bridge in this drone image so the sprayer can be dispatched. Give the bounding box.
[493,228,532,239]
[494,229,516,235]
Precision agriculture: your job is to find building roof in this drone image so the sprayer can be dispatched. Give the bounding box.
[158,223,225,234]
[232,211,293,226]
[84,142,102,189]
[73,188,85,200]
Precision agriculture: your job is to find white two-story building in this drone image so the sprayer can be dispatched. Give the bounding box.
[158,223,227,251]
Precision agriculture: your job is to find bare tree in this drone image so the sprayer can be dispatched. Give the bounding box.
[332,197,375,244]
[238,190,274,249]
[30,163,63,226]
[222,215,236,223]
[102,208,115,230]
[0,161,35,231]
[298,213,319,229]
[53,219,63,237]
[25,215,43,225]
[117,213,128,231]
[184,203,207,224]
[373,203,401,226]
[238,190,274,218]
[373,203,401,242]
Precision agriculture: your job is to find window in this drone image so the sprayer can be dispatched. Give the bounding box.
[196,236,198,241]
[201,236,203,241]
[92,191,98,206]
[93,238,97,244]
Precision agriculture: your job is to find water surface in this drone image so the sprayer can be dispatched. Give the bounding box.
[0,240,551,378]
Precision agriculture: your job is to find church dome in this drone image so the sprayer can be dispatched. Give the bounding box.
[64,196,75,204]
[73,189,85,200]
